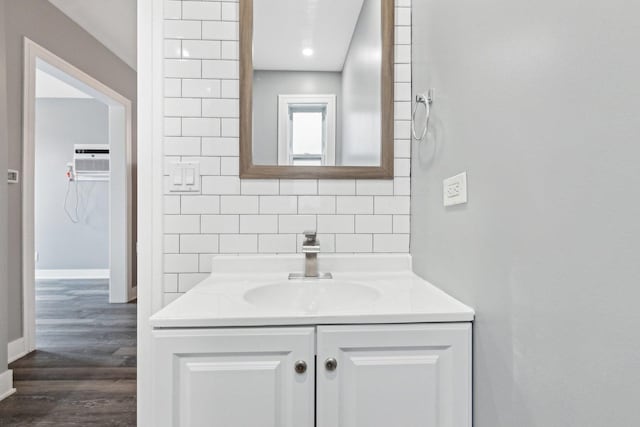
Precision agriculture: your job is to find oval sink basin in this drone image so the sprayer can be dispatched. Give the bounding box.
[244,280,380,313]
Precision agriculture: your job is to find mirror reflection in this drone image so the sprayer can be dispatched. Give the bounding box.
[252,0,382,167]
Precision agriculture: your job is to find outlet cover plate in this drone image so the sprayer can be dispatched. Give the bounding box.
[443,172,467,206]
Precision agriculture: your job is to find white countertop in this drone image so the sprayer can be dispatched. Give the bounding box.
[150,254,474,328]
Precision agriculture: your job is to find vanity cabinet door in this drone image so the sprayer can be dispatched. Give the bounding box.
[152,327,315,427]
[317,323,472,427]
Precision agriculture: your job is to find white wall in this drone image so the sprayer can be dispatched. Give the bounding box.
[341,0,382,166]
[411,0,640,425]
[35,98,110,271]
[252,70,343,165]
[162,0,412,304]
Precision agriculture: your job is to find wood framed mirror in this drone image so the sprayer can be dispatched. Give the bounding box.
[240,0,395,179]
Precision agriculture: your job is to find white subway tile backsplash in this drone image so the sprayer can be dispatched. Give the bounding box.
[180,234,219,253]
[161,0,412,298]
[164,59,201,78]
[202,21,238,40]
[182,40,221,59]
[181,195,220,214]
[201,214,239,233]
[259,234,297,253]
[221,118,239,137]
[220,157,239,175]
[393,215,411,233]
[164,274,178,293]
[356,180,394,196]
[374,234,410,253]
[164,195,181,214]
[221,2,238,21]
[280,180,317,195]
[202,60,238,78]
[219,234,258,253]
[165,215,201,234]
[202,99,239,117]
[221,41,239,60]
[241,179,279,195]
[182,118,221,136]
[165,254,199,273]
[260,196,297,214]
[335,234,373,253]
[165,137,201,156]
[317,215,355,234]
[220,196,259,214]
[182,1,221,20]
[182,79,221,98]
[240,215,278,234]
[165,78,182,97]
[356,215,393,234]
[394,158,411,177]
[165,98,201,117]
[299,196,336,214]
[374,196,411,214]
[164,235,180,253]
[221,80,239,98]
[165,1,182,19]
[164,20,201,39]
[318,180,356,195]
[394,177,411,196]
[278,215,316,234]
[178,273,210,292]
[202,176,240,194]
[201,137,239,156]
[164,39,182,58]
[336,196,374,214]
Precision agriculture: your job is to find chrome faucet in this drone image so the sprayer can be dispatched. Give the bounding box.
[289,231,332,280]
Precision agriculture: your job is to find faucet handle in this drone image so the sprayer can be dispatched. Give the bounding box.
[303,231,317,243]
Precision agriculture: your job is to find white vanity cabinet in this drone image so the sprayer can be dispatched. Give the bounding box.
[152,323,471,427]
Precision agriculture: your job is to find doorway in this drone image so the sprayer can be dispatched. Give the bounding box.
[21,38,135,355]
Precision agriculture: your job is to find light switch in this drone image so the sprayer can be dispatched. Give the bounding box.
[172,168,183,185]
[443,172,468,206]
[185,167,196,185]
[170,162,201,193]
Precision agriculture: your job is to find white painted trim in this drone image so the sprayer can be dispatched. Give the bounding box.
[35,269,110,280]
[277,94,337,166]
[8,338,27,364]
[137,0,165,425]
[22,38,136,355]
[0,370,15,402]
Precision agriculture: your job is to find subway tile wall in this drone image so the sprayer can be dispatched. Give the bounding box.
[163,0,412,303]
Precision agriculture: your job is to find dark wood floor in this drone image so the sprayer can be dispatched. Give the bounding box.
[0,279,137,426]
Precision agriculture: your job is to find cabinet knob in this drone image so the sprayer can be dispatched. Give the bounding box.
[294,360,307,374]
[325,358,338,372]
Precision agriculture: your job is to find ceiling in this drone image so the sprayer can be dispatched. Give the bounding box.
[36,69,92,99]
[48,0,137,70]
[253,0,365,72]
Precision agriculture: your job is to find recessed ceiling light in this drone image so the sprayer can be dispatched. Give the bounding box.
[302,48,314,57]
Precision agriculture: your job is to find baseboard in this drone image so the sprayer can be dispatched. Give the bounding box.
[35,269,110,280]
[8,337,27,364]
[0,370,16,402]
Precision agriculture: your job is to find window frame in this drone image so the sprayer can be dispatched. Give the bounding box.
[277,94,337,166]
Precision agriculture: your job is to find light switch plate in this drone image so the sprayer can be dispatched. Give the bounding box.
[169,162,201,193]
[443,172,467,206]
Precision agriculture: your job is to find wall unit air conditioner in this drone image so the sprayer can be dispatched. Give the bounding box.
[73,144,110,181]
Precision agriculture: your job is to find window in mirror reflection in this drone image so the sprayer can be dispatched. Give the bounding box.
[278,95,336,166]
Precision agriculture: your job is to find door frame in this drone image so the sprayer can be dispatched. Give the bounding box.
[21,38,135,354]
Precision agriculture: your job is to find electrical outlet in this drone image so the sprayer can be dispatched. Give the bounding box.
[443,172,468,206]
[7,169,19,184]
